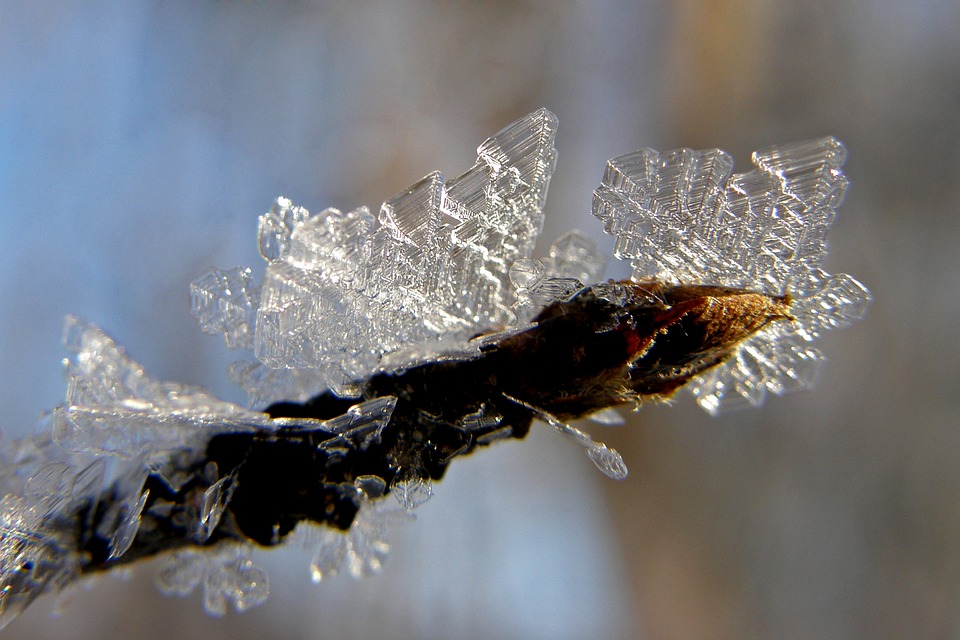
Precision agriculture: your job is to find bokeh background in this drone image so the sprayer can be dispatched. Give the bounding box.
[1,1,957,638]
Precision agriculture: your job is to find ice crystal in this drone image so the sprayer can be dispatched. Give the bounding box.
[511,230,606,313]
[155,544,268,615]
[594,137,870,412]
[392,470,434,511]
[295,501,413,583]
[502,393,628,480]
[53,315,275,457]
[192,108,559,398]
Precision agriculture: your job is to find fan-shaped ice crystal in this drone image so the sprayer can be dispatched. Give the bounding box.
[52,316,283,457]
[594,137,871,412]
[193,108,559,398]
[392,470,434,510]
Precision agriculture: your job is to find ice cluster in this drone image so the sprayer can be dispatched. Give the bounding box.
[0,315,400,624]
[594,137,871,412]
[0,109,871,626]
[292,483,414,583]
[155,543,268,615]
[192,108,561,402]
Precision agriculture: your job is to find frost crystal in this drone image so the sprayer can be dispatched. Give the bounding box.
[295,501,413,583]
[53,315,279,457]
[156,544,268,615]
[191,267,260,350]
[503,393,628,480]
[392,469,434,511]
[511,230,606,313]
[594,137,871,412]
[193,108,558,398]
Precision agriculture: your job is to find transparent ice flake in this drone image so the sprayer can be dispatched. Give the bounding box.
[156,545,268,615]
[308,529,347,583]
[545,230,606,283]
[204,553,269,615]
[510,230,605,314]
[502,394,629,480]
[258,197,311,262]
[54,318,279,459]
[353,475,387,500]
[24,462,75,500]
[342,502,411,578]
[0,493,81,629]
[226,360,332,408]
[379,172,445,246]
[586,443,628,480]
[295,501,413,584]
[106,489,149,560]
[459,404,503,432]
[392,470,434,511]
[155,550,204,596]
[287,206,375,276]
[197,474,235,542]
[475,426,514,445]
[319,396,397,449]
[190,267,259,350]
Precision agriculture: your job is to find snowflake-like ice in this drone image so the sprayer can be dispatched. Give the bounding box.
[594,137,871,412]
[155,543,268,615]
[193,109,559,400]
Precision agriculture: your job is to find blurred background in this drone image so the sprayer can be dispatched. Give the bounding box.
[0,1,957,638]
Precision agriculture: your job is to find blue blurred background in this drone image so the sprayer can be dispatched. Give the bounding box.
[1,2,958,638]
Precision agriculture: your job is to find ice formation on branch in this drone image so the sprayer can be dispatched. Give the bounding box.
[593,138,871,411]
[0,109,869,627]
[193,108,559,400]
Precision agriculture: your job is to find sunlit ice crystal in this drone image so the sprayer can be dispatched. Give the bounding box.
[53,316,283,458]
[193,108,559,398]
[594,136,870,413]
[0,449,111,630]
[0,494,75,627]
[190,267,260,350]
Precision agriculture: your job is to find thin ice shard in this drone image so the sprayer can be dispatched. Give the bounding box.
[594,136,871,412]
[53,318,281,458]
[190,267,260,350]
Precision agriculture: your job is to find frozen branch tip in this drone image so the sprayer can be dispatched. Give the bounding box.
[0,109,870,625]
